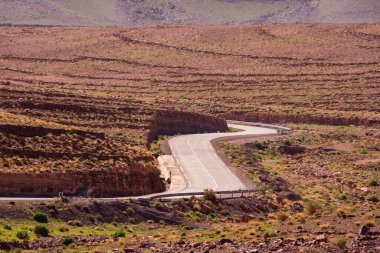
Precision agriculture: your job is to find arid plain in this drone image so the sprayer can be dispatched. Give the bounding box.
[0,24,379,252]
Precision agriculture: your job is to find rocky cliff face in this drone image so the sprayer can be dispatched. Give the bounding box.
[0,123,165,197]
[148,110,228,144]
[0,165,163,198]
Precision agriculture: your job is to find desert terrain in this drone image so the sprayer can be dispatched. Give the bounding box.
[1,0,380,26]
[0,23,379,251]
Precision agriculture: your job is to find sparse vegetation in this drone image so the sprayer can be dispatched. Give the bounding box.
[3,224,12,230]
[369,179,379,187]
[113,231,126,238]
[62,236,75,245]
[33,224,49,237]
[0,22,379,253]
[203,189,218,203]
[276,212,288,222]
[125,207,134,216]
[33,212,48,223]
[332,237,347,249]
[305,201,322,216]
[263,230,276,239]
[16,231,29,240]
[252,141,266,150]
[218,122,379,251]
[365,195,379,203]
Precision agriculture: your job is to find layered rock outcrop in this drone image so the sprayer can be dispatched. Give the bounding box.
[0,165,163,197]
[0,109,228,197]
[148,110,228,143]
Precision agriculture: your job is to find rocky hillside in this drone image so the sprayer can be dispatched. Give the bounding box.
[0,83,227,197]
[0,23,379,196]
[0,0,379,26]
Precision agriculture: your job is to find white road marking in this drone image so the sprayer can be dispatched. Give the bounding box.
[170,139,192,188]
[186,137,218,190]
[209,142,245,189]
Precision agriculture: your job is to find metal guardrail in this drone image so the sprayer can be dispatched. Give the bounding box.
[150,189,264,200]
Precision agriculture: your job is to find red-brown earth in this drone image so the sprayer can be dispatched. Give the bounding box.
[0,24,379,197]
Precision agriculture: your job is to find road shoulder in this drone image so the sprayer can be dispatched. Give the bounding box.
[157,155,186,193]
[211,134,280,190]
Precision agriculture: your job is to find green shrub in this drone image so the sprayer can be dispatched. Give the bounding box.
[365,195,379,203]
[33,212,48,223]
[34,225,49,237]
[125,207,134,216]
[203,188,217,203]
[333,237,347,249]
[62,237,75,245]
[16,231,29,240]
[253,141,265,150]
[113,231,126,238]
[3,224,12,230]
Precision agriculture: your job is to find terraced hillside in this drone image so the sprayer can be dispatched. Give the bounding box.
[1,24,378,123]
[0,0,379,26]
[0,23,379,197]
[0,83,227,197]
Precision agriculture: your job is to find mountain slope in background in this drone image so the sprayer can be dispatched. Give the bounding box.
[0,0,379,26]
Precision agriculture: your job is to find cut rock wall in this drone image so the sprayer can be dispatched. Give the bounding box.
[148,110,228,143]
[0,165,164,197]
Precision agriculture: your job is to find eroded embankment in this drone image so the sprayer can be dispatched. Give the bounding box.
[147,110,228,144]
[0,167,163,198]
[0,124,164,197]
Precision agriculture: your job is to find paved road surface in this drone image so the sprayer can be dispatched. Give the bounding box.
[0,123,277,200]
[169,123,277,193]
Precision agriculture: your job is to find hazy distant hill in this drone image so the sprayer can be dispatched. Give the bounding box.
[0,0,379,26]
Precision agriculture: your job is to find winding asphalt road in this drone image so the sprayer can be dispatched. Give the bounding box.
[168,123,277,193]
[0,122,278,200]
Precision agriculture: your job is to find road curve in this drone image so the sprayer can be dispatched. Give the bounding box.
[0,123,277,201]
[168,123,277,193]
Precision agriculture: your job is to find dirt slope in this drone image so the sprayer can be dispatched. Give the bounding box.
[0,0,379,26]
